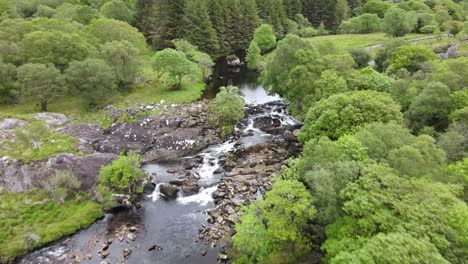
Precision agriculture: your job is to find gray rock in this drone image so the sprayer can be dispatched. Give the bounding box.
[35,112,68,127]
[159,184,179,199]
[127,232,136,241]
[48,153,118,190]
[123,248,132,258]
[0,118,26,130]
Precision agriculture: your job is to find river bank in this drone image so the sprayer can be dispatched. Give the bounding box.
[11,64,302,263]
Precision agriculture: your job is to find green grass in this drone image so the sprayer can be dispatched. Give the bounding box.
[0,120,79,161]
[0,189,103,262]
[0,82,205,123]
[306,33,425,50]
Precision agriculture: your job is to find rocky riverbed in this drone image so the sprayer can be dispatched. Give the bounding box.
[13,69,303,263]
[0,100,222,193]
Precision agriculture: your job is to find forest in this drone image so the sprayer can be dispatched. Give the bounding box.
[0,0,467,263]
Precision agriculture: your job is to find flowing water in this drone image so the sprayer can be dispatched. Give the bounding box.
[17,64,299,264]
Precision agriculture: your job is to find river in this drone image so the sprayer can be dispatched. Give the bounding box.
[17,63,299,264]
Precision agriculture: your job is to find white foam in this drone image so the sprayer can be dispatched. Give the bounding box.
[149,183,164,202]
[177,186,218,206]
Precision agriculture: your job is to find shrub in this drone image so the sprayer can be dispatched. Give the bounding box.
[210,86,245,137]
[98,151,146,196]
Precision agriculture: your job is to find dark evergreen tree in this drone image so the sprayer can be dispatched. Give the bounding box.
[283,0,302,19]
[135,0,170,49]
[302,0,339,30]
[239,0,260,49]
[166,0,185,40]
[182,0,219,54]
[209,0,227,54]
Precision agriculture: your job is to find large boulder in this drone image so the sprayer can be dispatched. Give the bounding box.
[159,184,179,199]
[35,113,68,127]
[0,152,117,193]
[0,118,26,130]
[48,153,118,190]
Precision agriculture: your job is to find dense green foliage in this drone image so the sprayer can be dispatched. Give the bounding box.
[98,152,146,197]
[233,180,315,263]
[0,189,103,262]
[299,90,403,141]
[235,1,468,262]
[210,86,245,137]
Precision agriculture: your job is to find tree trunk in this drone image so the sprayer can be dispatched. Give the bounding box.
[41,100,48,112]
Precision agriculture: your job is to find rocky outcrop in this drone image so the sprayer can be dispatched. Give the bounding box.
[62,101,221,163]
[0,153,117,193]
[0,101,222,193]
[199,139,301,244]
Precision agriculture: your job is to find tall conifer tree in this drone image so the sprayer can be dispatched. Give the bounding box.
[182,0,219,54]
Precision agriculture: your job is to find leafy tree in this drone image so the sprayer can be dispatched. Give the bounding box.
[210,86,244,137]
[89,18,146,50]
[374,38,407,72]
[299,90,403,142]
[361,0,391,18]
[153,48,197,90]
[304,160,360,225]
[182,0,219,55]
[172,39,215,81]
[335,0,350,23]
[430,57,468,92]
[323,163,468,264]
[389,79,418,111]
[253,24,277,52]
[408,82,451,132]
[353,67,394,92]
[348,48,370,68]
[0,59,16,104]
[65,59,117,105]
[387,135,446,178]
[313,70,348,100]
[330,232,449,264]
[262,34,325,116]
[35,4,56,18]
[339,13,381,33]
[434,7,451,26]
[382,7,416,37]
[98,152,146,196]
[233,180,316,263]
[386,45,436,74]
[443,20,464,36]
[16,63,66,111]
[100,0,135,23]
[352,122,415,161]
[438,107,468,162]
[100,40,140,88]
[19,30,91,69]
[245,41,261,70]
[446,158,468,201]
[0,0,15,20]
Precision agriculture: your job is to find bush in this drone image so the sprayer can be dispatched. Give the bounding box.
[210,86,245,137]
[420,25,437,34]
[42,170,81,203]
[98,151,146,196]
[348,48,371,68]
[299,90,403,142]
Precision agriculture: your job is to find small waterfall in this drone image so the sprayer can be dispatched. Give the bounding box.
[177,186,218,206]
[149,183,164,202]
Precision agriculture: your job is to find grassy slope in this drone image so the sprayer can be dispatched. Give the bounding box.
[306,33,425,50]
[0,189,103,262]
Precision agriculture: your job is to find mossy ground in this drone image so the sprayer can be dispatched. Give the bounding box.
[0,189,103,262]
